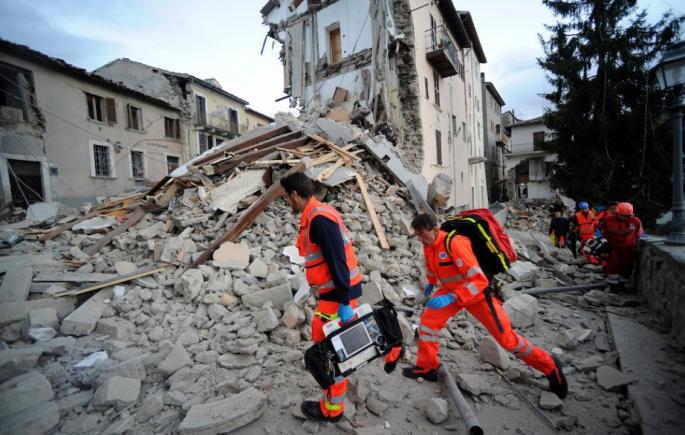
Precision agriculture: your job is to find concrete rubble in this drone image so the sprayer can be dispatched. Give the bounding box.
[0,117,658,434]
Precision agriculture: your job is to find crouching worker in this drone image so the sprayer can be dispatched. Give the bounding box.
[403,213,568,399]
[280,173,403,422]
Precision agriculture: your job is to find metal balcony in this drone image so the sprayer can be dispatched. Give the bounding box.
[425,26,462,78]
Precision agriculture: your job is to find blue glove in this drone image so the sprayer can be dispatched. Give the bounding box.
[424,284,435,297]
[426,294,456,309]
[338,304,355,323]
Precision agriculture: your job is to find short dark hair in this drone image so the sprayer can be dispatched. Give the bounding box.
[411,213,438,231]
[280,172,314,198]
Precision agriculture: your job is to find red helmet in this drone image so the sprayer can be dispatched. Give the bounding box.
[617,202,633,216]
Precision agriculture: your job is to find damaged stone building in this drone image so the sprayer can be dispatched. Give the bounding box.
[505,115,557,202]
[0,39,185,208]
[261,0,493,210]
[481,74,507,202]
[95,59,274,159]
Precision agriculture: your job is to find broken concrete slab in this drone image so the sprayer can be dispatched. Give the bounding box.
[174,269,204,301]
[0,371,54,420]
[502,294,538,328]
[213,241,250,269]
[0,297,76,327]
[573,355,604,373]
[114,261,137,275]
[427,173,453,209]
[255,307,279,332]
[396,312,414,345]
[507,261,540,281]
[596,365,634,391]
[158,343,192,376]
[72,216,116,233]
[210,169,266,213]
[0,255,55,276]
[92,375,141,409]
[248,258,268,278]
[241,283,292,310]
[0,347,43,382]
[26,202,59,224]
[0,267,33,303]
[455,373,490,396]
[178,387,267,434]
[33,272,116,282]
[359,281,384,305]
[96,317,136,340]
[479,335,511,369]
[217,353,256,369]
[281,302,305,328]
[135,393,164,423]
[555,327,593,350]
[0,399,59,435]
[27,307,59,330]
[61,288,112,336]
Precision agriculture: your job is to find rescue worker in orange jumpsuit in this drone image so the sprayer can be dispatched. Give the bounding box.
[598,202,642,293]
[403,213,568,399]
[573,201,598,264]
[280,173,402,422]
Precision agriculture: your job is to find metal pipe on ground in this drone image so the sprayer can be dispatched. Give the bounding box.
[522,281,607,296]
[437,364,483,435]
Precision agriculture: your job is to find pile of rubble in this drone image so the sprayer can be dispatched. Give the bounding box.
[0,117,643,434]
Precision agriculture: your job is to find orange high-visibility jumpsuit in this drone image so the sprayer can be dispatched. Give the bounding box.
[575,211,598,264]
[297,197,362,418]
[417,230,556,375]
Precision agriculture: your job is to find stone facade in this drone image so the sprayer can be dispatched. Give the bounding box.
[635,237,685,346]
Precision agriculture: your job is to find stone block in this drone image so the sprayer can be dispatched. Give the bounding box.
[61,288,112,336]
[507,261,540,281]
[213,241,250,269]
[217,353,256,369]
[502,294,538,328]
[178,387,267,434]
[396,312,414,345]
[27,308,59,330]
[114,261,137,275]
[0,371,54,420]
[0,348,42,382]
[555,328,593,350]
[479,336,511,369]
[135,393,164,423]
[0,399,59,435]
[158,343,192,376]
[281,303,305,329]
[57,390,93,414]
[455,373,490,396]
[248,259,268,278]
[255,307,279,332]
[573,355,604,373]
[0,297,76,328]
[174,269,204,301]
[425,397,448,424]
[360,282,384,305]
[539,391,563,410]
[241,283,292,310]
[96,318,136,340]
[0,267,33,303]
[92,376,141,409]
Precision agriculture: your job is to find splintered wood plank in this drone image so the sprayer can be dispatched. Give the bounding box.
[155,181,181,208]
[54,267,165,297]
[355,173,390,250]
[315,158,345,182]
[212,136,310,175]
[189,161,308,269]
[147,175,171,196]
[84,207,145,257]
[194,125,292,166]
[34,272,117,282]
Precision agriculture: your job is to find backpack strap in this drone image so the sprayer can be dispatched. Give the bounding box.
[444,216,510,273]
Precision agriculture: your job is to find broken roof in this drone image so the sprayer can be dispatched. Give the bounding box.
[0,39,180,112]
[511,116,546,128]
[245,107,275,123]
[436,1,487,63]
[96,58,250,106]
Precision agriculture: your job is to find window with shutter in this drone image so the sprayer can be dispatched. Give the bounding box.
[435,130,442,165]
[105,98,116,124]
[329,27,342,64]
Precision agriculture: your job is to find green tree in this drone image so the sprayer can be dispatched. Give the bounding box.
[538,0,683,226]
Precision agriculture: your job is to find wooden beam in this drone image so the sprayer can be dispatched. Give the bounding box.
[84,207,145,257]
[54,267,165,297]
[148,176,171,196]
[155,181,181,208]
[315,158,345,182]
[355,173,390,250]
[306,133,360,161]
[212,136,310,175]
[189,161,308,269]
[229,130,303,155]
[193,125,292,166]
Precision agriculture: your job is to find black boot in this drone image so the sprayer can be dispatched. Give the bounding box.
[300,400,343,423]
[546,355,568,399]
[402,366,438,382]
[383,346,405,374]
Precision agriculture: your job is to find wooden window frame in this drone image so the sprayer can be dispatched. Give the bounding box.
[127,104,143,131]
[435,129,442,165]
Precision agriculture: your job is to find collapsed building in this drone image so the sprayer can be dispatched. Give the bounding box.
[261,0,490,211]
[1,109,681,434]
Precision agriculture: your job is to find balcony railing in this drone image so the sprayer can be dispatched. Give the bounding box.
[425,26,462,78]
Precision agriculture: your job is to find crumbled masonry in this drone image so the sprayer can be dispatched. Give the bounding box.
[0,114,669,434]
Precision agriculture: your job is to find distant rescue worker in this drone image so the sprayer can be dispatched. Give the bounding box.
[565,209,578,258]
[548,210,568,248]
[572,202,598,263]
[598,202,643,293]
[402,213,568,399]
[280,172,402,422]
[596,202,618,224]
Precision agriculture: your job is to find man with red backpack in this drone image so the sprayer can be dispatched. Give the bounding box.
[598,202,643,293]
[402,213,568,400]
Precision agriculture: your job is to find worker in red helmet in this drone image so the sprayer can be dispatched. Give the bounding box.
[598,202,643,292]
